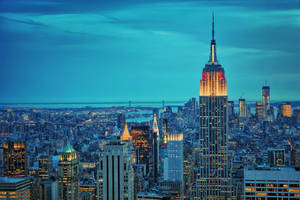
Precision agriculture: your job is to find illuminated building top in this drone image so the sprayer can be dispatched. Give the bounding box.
[200,13,227,97]
[121,123,132,141]
[152,114,159,135]
[59,143,78,161]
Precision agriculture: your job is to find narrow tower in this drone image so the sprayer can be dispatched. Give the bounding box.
[152,113,160,183]
[58,143,80,200]
[197,13,232,199]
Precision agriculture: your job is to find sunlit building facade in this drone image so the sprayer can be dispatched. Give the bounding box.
[58,143,80,200]
[255,102,264,121]
[279,102,292,118]
[3,141,28,177]
[197,14,232,199]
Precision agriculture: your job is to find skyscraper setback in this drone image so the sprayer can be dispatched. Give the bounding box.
[197,14,232,199]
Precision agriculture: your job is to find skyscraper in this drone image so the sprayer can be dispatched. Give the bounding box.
[58,143,80,200]
[262,86,270,117]
[97,140,134,200]
[255,102,264,121]
[164,133,183,182]
[3,141,28,177]
[239,98,246,118]
[152,113,160,183]
[131,125,153,176]
[38,155,53,180]
[197,14,232,199]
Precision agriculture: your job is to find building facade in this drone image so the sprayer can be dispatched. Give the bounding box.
[3,141,28,177]
[58,143,80,200]
[244,168,300,200]
[97,140,134,200]
[197,14,232,199]
[0,177,31,200]
[262,86,270,118]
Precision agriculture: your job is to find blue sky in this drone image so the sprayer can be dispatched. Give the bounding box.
[0,0,300,102]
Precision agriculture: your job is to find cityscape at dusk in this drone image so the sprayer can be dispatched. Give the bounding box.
[0,0,300,200]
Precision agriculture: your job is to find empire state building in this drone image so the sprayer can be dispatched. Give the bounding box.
[197,14,232,200]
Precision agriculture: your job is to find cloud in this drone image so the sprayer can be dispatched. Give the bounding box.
[0,0,300,102]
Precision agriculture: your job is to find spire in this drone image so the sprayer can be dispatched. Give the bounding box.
[153,114,159,135]
[212,11,215,41]
[209,12,218,64]
[121,123,132,141]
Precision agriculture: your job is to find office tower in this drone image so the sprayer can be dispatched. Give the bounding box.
[97,140,134,200]
[239,98,247,118]
[38,155,53,180]
[3,141,28,177]
[197,14,232,199]
[121,123,132,141]
[278,102,292,118]
[267,148,285,167]
[58,143,80,200]
[152,114,160,183]
[0,177,31,199]
[131,125,153,175]
[227,101,234,118]
[262,86,270,117]
[117,114,126,129]
[162,119,168,144]
[164,134,183,182]
[255,102,264,121]
[244,168,300,199]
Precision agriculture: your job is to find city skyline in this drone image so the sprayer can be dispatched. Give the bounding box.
[1,0,300,102]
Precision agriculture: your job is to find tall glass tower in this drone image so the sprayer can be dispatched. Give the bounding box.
[197,14,232,199]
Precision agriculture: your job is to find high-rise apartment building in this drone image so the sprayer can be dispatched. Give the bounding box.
[58,143,80,200]
[3,141,28,177]
[197,14,232,199]
[97,140,134,200]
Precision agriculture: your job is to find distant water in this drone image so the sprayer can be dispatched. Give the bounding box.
[0,101,185,109]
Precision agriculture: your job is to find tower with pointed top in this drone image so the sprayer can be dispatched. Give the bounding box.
[121,123,132,141]
[197,14,232,199]
[152,113,160,183]
[58,143,80,200]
